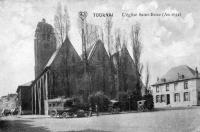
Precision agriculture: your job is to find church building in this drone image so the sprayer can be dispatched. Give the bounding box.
[18,19,140,115]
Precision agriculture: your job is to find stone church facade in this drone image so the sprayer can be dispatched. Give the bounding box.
[30,19,139,115]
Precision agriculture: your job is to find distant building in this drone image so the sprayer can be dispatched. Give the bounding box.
[152,65,200,108]
[17,81,33,115]
[0,94,18,111]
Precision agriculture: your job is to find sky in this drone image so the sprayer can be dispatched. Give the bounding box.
[0,0,200,96]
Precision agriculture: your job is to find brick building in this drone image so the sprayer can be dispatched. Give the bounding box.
[19,19,141,115]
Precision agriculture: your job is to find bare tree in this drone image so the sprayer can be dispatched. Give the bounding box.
[54,2,71,97]
[105,17,116,98]
[101,28,104,42]
[105,17,113,55]
[145,63,150,95]
[86,24,100,47]
[114,29,122,92]
[131,23,143,96]
[54,2,70,46]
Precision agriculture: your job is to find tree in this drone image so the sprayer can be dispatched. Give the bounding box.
[105,17,113,55]
[54,2,71,97]
[105,17,115,98]
[121,39,129,92]
[145,63,150,95]
[86,24,100,47]
[114,30,128,92]
[131,23,143,96]
[78,11,94,101]
[54,2,70,46]
[114,29,122,93]
[88,91,110,112]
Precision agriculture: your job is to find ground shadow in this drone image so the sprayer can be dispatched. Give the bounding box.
[0,119,50,132]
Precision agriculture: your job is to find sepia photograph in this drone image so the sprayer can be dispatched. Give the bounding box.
[0,0,200,131]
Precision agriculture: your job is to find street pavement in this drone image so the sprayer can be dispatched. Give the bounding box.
[1,107,200,132]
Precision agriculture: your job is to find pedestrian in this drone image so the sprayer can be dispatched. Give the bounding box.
[1,108,4,116]
[89,105,92,117]
[95,104,99,116]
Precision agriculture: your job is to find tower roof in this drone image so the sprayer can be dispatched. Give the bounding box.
[35,19,54,36]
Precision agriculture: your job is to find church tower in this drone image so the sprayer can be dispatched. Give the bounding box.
[34,18,56,78]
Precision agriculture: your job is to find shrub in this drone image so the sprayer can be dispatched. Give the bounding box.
[142,94,154,110]
[118,92,129,111]
[118,92,142,111]
[130,92,142,110]
[88,91,110,112]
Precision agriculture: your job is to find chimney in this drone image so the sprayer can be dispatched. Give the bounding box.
[157,77,159,82]
[177,73,180,80]
[195,67,198,78]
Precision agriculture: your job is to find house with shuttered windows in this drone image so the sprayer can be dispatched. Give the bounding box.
[152,65,200,108]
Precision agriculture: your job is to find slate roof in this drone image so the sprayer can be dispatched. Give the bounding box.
[153,65,198,85]
[44,37,81,69]
[88,40,106,60]
[19,81,33,87]
[17,81,33,92]
[45,47,60,68]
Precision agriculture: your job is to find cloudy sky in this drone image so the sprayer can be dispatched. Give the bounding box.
[0,0,199,96]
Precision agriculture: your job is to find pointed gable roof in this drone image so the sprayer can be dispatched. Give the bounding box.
[112,44,135,68]
[81,40,97,60]
[81,40,108,61]
[88,40,108,60]
[44,37,81,68]
[121,44,134,64]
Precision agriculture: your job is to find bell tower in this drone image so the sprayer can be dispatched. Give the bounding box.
[34,18,56,78]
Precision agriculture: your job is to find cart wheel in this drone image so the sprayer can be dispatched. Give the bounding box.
[50,110,57,117]
[62,112,68,118]
[70,113,75,118]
